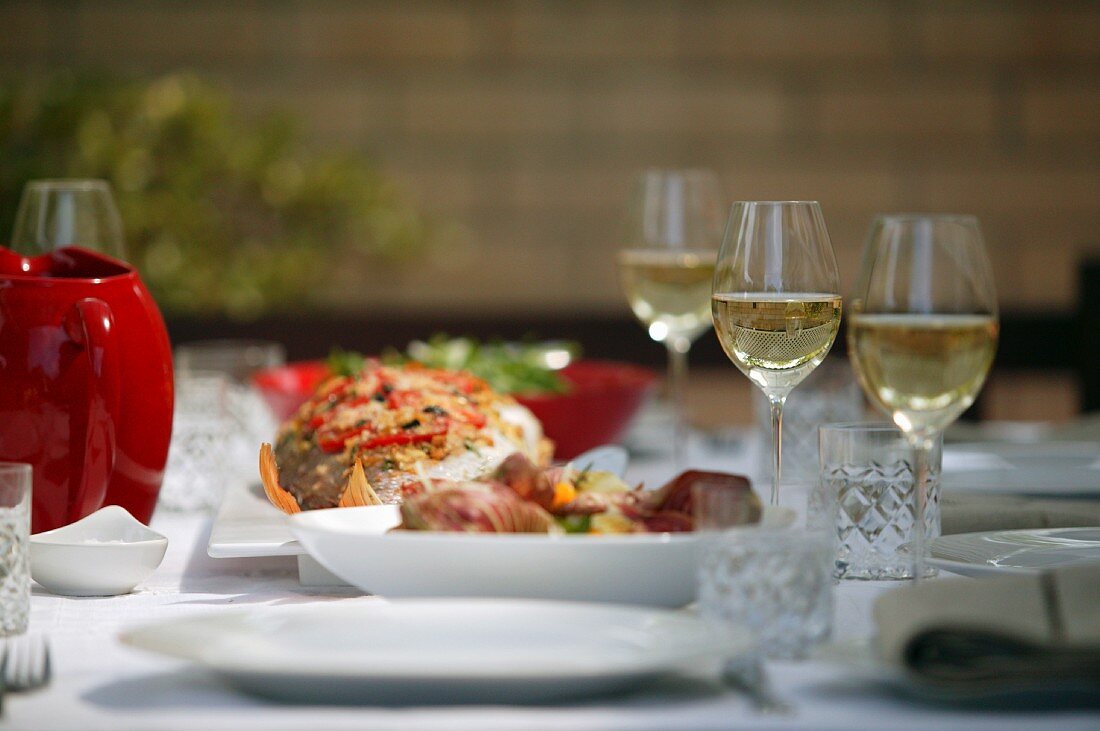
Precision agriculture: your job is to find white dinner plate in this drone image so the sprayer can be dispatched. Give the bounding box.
[120,599,750,704]
[290,506,795,607]
[941,441,1100,496]
[928,527,1100,577]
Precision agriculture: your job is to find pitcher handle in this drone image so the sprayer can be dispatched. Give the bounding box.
[63,298,121,523]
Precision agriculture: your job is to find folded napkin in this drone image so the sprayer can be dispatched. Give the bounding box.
[941,493,1100,535]
[1052,414,1100,442]
[874,563,1100,697]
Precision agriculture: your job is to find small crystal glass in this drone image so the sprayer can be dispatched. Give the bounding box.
[751,358,865,486]
[697,526,834,659]
[0,463,32,636]
[159,372,232,512]
[174,340,285,485]
[811,423,942,580]
[692,480,760,531]
[174,340,286,383]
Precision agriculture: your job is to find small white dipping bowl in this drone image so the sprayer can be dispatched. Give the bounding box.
[31,506,168,596]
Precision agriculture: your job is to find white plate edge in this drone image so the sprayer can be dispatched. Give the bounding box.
[120,601,751,680]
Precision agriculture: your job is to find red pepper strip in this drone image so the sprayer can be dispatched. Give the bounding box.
[318,435,347,453]
[386,389,421,410]
[304,383,351,415]
[317,376,354,400]
[308,394,372,432]
[451,407,487,428]
[318,424,374,453]
[432,371,482,395]
[360,423,448,450]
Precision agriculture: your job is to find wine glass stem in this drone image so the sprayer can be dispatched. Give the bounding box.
[909,435,934,584]
[768,397,785,507]
[667,339,691,470]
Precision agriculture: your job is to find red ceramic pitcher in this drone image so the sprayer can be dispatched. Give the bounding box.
[0,246,173,532]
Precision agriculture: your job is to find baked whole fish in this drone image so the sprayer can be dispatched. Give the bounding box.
[260,361,548,513]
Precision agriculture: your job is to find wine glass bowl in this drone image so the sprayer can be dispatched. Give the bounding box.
[9,179,126,260]
[619,248,717,347]
[711,201,842,506]
[848,215,999,440]
[618,169,725,468]
[847,213,999,581]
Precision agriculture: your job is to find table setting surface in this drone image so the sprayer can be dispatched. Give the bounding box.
[7,433,1100,731]
[1,94,1099,731]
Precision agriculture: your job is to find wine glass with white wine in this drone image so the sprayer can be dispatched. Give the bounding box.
[848,214,998,582]
[618,170,724,468]
[711,201,842,506]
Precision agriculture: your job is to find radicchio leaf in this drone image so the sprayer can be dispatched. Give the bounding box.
[399,482,554,533]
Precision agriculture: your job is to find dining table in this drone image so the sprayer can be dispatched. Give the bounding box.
[6,420,1100,731]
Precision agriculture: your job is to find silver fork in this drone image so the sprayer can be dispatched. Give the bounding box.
[1,633,52,706]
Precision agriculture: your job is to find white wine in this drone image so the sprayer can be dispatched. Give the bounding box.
[711,293,842,395]
[848,313,998,435]
[619,249,717,345]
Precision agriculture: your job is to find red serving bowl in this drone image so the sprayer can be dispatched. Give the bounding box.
[252,359,658,460]
[252,360,331,422]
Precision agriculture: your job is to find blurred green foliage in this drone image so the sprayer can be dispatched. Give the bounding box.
[0,73,431,318]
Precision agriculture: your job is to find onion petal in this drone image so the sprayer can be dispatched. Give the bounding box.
[259,443,301,514]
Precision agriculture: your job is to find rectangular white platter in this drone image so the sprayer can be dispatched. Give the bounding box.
[208,479,302,558]
[207,480,346,585]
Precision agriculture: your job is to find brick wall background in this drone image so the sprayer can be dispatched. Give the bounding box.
[2,0,1097,316]
[2,0,1096,420]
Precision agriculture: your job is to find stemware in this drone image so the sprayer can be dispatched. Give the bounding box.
[9,179,126,259]
[711,201,842,506]
[617,170,725,468]
[847,214,998,582]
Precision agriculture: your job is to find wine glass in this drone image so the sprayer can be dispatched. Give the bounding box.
[10,179,126,259]
[711,201,842,506]
[618,170,725,468]
[848,214,998,582]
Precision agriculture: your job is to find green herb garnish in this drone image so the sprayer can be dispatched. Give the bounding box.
[556,515,592,534]
[327,347,365,377]
[383,334,578,395]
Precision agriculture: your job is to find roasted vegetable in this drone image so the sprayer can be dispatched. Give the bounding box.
[396,452,758,534]
[399,482,555,533]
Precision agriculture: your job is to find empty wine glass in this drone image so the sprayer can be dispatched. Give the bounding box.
[618,170,725,468]
[711,201,842,506]
[10,179,126,259]
[847,214,998,582]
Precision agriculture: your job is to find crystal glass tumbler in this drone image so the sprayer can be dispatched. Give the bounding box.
[751,358,865,486]
[812,423,942,580]
[174,340,285,485]
[0,463,32,636]
[159,372,232,512]
[697,526,834,659]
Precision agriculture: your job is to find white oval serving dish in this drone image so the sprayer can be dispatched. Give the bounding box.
[290,505,794,607]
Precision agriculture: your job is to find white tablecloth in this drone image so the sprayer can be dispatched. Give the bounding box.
[7,436,1100,730]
